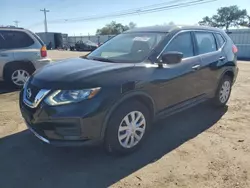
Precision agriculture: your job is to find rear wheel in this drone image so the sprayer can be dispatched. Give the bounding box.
[213,75,232,107]
[104,100,151,155]
[5,65,33,88]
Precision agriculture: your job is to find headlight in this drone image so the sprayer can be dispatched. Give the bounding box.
[23,77,30,89]
[45,87,101,106]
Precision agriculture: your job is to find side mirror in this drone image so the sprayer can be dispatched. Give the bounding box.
[159,51,183,66]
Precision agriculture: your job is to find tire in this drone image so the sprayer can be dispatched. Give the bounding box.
[104,100,151,155]
[5,65,33,88]
[213,75,232,107]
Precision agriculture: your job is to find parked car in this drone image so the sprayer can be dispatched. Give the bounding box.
[75,40,98,51]
[20,25,238,155]
[0,27,51,88]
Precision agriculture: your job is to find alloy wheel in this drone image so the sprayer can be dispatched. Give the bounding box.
[11,69,29,86]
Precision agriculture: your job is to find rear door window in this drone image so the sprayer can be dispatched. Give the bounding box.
[164,32,194,58]
[0,33,5,49]
[0,30,34,49]
[194,32,217,54]
[215,33,226,49]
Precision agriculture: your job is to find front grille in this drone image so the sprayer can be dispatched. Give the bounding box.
[23,82,50,109]
[25,83,40,103]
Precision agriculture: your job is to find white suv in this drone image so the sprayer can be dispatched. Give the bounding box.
[0,27,51,88]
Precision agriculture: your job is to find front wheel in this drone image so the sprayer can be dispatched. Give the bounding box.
[213,75,232,107]
[104,100,151,155]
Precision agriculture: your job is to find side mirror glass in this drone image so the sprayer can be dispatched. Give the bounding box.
[160,51,183,65]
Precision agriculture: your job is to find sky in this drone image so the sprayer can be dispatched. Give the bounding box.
[0,0,249,36]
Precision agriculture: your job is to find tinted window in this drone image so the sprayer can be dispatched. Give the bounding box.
[195,32,216,54]
[0,31,34,49]
[164,32,194,58]
[28,31,44,46]
[215,33,225,48]
[0,33,5,49]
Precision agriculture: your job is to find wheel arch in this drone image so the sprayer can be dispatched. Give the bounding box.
[213,68,235,98]
[223,70,234,81]
[3,60,35,80]
[100,91,156,139]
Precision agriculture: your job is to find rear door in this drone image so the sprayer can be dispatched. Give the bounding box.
[193,31,226,96]
[0,31,15,78]
[0,30,41,62]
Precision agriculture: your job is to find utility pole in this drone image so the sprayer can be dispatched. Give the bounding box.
[40,8,49,32]
[13,20,20,27]
[40,8,49,45]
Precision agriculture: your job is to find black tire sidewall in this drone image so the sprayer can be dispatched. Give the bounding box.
[214,75,232,106]
[105,100,151,155]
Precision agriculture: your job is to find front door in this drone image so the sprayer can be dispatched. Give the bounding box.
[154,31,203,111]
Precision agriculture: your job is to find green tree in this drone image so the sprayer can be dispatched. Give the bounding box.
[128,21,137,29]
[96,21,136,35]
[199,5,248,30]
[240,15,250,27]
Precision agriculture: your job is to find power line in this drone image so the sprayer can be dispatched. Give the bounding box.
[27,0,217,28]
[27,0,182,28]
[50,0,217,24]
[40,8,50,32]
[50,0,188,23]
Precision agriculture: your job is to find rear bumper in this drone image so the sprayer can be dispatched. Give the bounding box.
[233,66,239,84]
[33,58,52,70]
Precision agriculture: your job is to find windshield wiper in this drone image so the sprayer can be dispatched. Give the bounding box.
[90,57,116,63]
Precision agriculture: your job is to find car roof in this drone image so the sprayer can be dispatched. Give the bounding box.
[0,27,28,32]
[125,25,223,33]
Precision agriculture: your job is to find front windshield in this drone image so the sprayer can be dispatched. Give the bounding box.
[87,32,166,63]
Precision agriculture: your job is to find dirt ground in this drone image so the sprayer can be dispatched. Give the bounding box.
[0,60,250,188]
[47,50,89,60]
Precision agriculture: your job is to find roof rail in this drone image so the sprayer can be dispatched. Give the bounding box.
[0,25,24,29]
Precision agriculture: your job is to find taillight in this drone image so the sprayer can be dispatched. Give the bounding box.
[232,44,238,54]
[41,46,47,57]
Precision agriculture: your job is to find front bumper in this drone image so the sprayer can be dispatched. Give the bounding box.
[25,120,102,146]
[20,90,107,146]
[26,120,50,144]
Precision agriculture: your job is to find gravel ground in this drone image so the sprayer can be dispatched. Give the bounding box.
[0,61,249,188]
[48,50,89,60]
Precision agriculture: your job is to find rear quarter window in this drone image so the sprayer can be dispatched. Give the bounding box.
[28,31,45,46]
[215,33,226,48]
[0,30,34,49]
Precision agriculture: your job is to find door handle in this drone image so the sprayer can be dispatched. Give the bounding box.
[0,54,7,57]
[192,64,201,70]
[219,56,225,61]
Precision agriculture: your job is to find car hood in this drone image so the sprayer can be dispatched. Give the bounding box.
[30,58,135,89]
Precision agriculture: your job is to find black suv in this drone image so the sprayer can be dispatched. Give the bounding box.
[20,25,238,155]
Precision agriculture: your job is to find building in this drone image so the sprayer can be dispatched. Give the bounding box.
[228,29,250,59]
[36,32,68,49]
[67,35,115,46]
